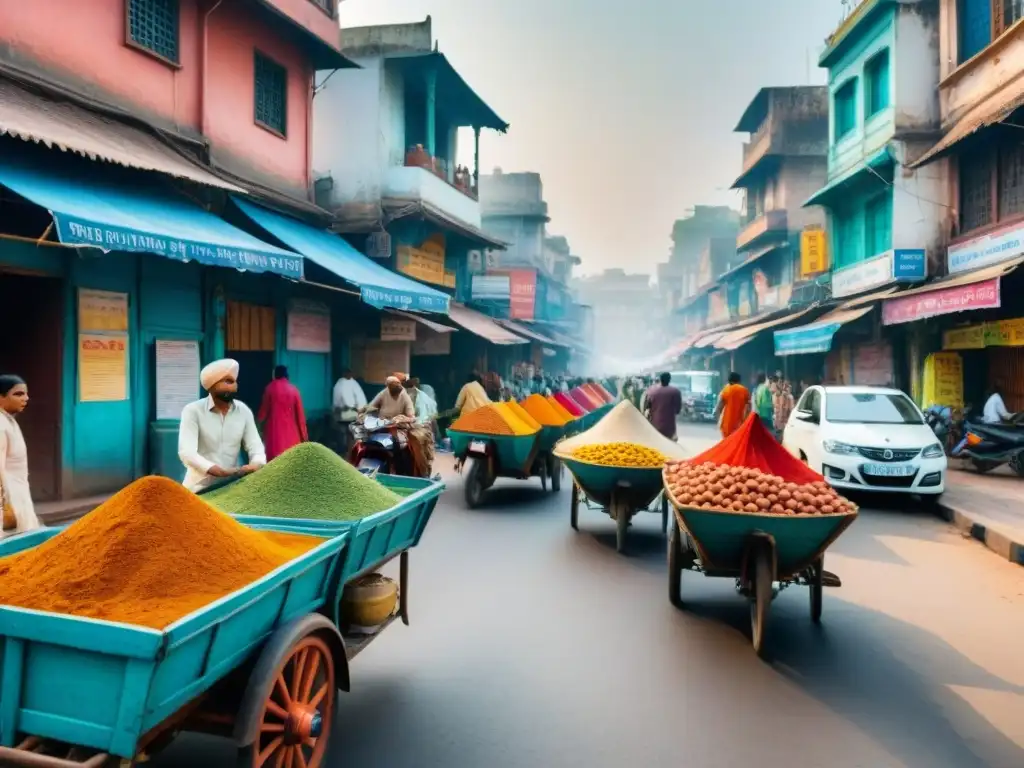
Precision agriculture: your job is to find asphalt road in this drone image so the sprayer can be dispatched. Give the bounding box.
[158,423,1024,768]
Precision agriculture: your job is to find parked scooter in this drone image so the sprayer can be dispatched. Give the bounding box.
[953,414,1024,475]
[348,415,415,477]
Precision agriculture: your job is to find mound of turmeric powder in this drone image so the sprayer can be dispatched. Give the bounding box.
[0,476,321,630]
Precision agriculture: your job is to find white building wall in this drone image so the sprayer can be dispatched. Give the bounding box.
[891,141,950,261]
[894,7,941,132]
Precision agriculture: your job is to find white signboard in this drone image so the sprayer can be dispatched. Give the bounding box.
[155,340,200,420]
[472,274,511,300]
[948,222,1024,274]
[831,251,893,298]
[381,317,417,342]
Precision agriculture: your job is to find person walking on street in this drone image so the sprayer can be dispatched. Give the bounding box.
[772,376,795,438]
[753,373,775,433]
[0,374,41,538]
[178,359,266,492]
[645,371,682,440]
[258,365,308,461]
[715,371,751,439]
[332,368,367,455]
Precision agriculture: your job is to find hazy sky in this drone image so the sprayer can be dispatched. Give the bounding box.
[338,0,844,277]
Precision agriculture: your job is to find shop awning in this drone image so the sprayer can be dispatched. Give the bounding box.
[0,154,302,277]
[446,303,528,344]
[910,91,1024,169]
[773,305,874,356]
[495,319,565,347]
[803,146,893,209]
[0,78,245,192]
[386,310,457,333]
[233,198,450,314]
[713,308,813,351]
[880,256,1023,324]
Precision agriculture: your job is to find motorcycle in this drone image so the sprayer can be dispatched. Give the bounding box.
[348,414,416,477]
[952,415,1024,475]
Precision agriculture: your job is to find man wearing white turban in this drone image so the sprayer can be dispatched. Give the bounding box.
[178,358,266,492]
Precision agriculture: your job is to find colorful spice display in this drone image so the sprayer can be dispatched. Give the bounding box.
[505,399,543,430]
[555,401,688,463]
[450,403,516,435]
[0,476,320,629]
[570,386,600,410]
[493,403,541,436]
[553,392,586,417]
[204,442,401,521]
[571,442,667,468]
[583,383,611,404]
[547,396,577,422]
[664,461,856,516]
[522,394,571,427]
[592,383,616,402]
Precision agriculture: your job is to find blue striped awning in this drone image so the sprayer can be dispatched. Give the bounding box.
[773,306,874,356]
[0,154,302,277]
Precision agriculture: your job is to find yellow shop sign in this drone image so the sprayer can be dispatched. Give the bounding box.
[943,325,986,350]
[396,244,445,286]
[800,227,829,278]
[943,318,1024,349]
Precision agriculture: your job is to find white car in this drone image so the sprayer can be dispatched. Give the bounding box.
[782,385,946,498]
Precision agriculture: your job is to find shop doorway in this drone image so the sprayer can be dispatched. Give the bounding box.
[226,301,276,411]
[0,271,62,500]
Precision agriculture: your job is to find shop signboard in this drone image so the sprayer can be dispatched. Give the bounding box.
[380,317,416,342]
[948,221,1024,274]
[831,251,893,298]
[774,321,843,356]
[800,227,829,278]
[286,300,330,353]
[892,249,927,282]
[506,269,537,320]
[984,317,1024,346]
[882,277,1001,325]
[396,234,447,286]
[472,274,510,300]
[943,325,986,350]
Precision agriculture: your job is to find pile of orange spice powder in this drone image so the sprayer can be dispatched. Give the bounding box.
[0,476,321,629]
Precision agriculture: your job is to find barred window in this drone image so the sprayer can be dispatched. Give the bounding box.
[999,139,1024,219]
[254,52,287,136]
[309,0,335,16]
[127,0,179,64]
[960,150,993,233]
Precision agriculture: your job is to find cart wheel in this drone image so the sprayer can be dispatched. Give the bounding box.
[237,634,336,768]
[549,456,562,492]
[661,494,669,534]
[570,482,580,531]
[539,459,549,492]
[667,517,683,608]
[750,546,772,657]
[464,457,485,509]
[809,556,824,624]
[614,494,629,554]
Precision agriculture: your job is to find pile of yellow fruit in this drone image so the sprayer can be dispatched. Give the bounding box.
[571,442,667,468]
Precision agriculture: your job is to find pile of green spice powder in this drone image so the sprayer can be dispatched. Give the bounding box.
[204,443,402,521]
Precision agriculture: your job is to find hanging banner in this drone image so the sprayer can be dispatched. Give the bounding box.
[381,317,417,342]
[505,269,537,320]
[800,227,829,278]
[286,300,330,353]
[78,288,128,333]
[883,277,1000,325]
[78,333,129,402]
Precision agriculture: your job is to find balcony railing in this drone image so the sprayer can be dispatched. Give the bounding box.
[404,146,477,200]
[741,126,774,176]
[737,209,787,250]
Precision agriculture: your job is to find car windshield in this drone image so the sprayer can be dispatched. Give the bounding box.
[670,372,716,396]
[825,392,923,424]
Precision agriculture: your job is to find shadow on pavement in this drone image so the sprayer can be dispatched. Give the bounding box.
[679,589,1024,768]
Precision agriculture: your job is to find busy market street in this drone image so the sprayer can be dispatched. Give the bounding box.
[142,424,1024,768]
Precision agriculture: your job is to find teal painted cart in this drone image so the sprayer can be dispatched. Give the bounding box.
[667,494,857,658]
[449,429,565,509]
[0,477,444,768]
[560,457,669,555]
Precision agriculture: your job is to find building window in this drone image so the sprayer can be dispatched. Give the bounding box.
[127,0,179,64]
[999,139,1024,218]
[834,210,862,269]
[864,50,890,118]
[254,52,287,136]
[834,79,857,140]
[865,190,893,257]
[959,0,992,61]
[308,0,335,15]
[995,0,1024,36]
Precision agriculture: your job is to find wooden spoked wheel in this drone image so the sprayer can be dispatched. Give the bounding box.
[245,635,335,768]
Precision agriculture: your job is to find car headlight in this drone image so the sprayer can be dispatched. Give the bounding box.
[823,439,859,455]
[921,443,945,459]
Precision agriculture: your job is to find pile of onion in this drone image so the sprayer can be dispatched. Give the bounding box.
[663,460,856,516]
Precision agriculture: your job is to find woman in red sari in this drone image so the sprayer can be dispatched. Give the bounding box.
[258,366,308,461]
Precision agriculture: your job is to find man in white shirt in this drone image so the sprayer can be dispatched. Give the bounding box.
[178,358,266,492]
[332,368,367,455]
[983,380,1014,424]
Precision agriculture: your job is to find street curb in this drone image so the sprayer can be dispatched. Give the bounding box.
[934,502,1024,567]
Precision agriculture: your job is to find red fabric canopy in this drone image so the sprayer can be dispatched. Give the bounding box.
[688,414,823,484]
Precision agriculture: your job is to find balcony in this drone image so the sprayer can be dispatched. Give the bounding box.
[740,124,774,176]
[737,209,787,251]
[383,164,482,230]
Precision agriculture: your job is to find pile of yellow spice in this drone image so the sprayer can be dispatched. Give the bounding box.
[571,442,667,468]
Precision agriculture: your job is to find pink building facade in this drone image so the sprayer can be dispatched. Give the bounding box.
[0,0,349,202]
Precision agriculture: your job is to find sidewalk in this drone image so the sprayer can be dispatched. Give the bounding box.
[935,462,1024,566]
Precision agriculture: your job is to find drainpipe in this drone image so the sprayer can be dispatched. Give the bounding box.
[200,0,224,143]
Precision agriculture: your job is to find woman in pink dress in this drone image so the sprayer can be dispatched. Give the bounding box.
[258,366,308,461]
